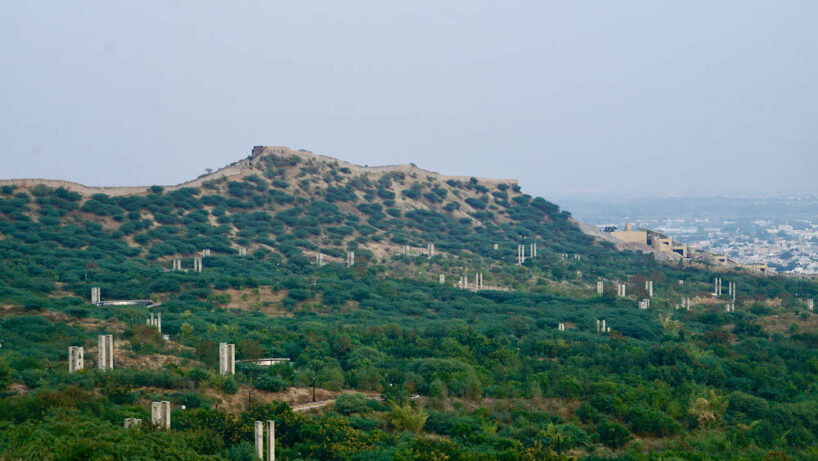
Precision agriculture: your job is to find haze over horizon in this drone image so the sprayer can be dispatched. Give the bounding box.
[2,1,816,199]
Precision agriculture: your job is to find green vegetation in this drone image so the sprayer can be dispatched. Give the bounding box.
[0,153,817,459]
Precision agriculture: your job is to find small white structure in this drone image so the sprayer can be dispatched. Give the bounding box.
[238,247,248,256]
[219,343,235,375]
[474,272,483,291]
[346,251,355,268]
[427,242,435,258]
[255,420,276,461]
[645,280,653,298]
[97,335,113,370]
[124,418,142,428]
[91,287,101,305]
[639,299,650,310]
[617,283,627,297]
[596,281,604,295]
[516,244,526,265]
[147,312,162,333]
[439,274,445,284]
[194,256,203,272]
[151,401,171,429]
[68,346,84,373]
[558,323,565,331]
[239,358,290,367]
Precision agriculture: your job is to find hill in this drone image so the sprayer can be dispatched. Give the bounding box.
[0,147,817,459]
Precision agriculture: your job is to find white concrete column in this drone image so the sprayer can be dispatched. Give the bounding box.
[229,344,235,375]
[219,343,235,375]
[161,401,171,429]
[597,281,604,295]
[69,346,84,373]
[439,274,445,284]
[98,335,107,370]
[151,402,162,426]
[255,421,264,459]
[266,420,275,461]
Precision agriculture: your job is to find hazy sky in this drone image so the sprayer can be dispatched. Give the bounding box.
[2,1,816,199]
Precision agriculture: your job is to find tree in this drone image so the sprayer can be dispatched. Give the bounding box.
[597,420,631,449]
[388,403,427,433]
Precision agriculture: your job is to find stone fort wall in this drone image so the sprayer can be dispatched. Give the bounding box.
[0,146,517,197]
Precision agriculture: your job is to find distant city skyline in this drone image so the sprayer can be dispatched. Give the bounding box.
[2,1,816,199]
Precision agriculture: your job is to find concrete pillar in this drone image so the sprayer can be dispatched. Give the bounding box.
[202,249,211,257]
[597,281,604,295]
[239,247,247,256]
[617,283,626,297]
[266,420,275,461]
[98,335,113,370]
[596,319,600,332]
[219,343,235,375]
[346,251,355,267]
[151,401,162,426]
[91,287,101,305]
[403,245,409,255]
[646,280,653,298]
[194,256,203,272]
[808,299,814,311]
[160,401,171,429]
[124,418,142,428]
[517,244,526,265]
[439,274,445,284]
[530,243,537,258]
[69,346,84,373]
[493,243,498,250]
[601,319,606,332]
[428,242,435,258]
[255,421,264,459]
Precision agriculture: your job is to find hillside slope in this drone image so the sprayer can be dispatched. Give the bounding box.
[1,147,817,459]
